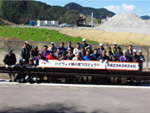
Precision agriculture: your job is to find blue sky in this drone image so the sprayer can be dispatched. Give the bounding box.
[36,0,150,16]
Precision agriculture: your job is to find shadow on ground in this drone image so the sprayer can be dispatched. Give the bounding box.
[0,103,102,113]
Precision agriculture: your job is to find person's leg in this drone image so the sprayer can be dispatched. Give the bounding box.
[8,73,12,82]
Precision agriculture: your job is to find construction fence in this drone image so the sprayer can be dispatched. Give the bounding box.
[0,40,149,70]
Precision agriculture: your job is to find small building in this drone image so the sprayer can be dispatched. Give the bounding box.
[51,21,59,26]
[76,19,86,27]
[37,20,45,26]
[44,20,52,26]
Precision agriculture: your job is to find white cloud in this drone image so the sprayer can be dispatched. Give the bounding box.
[104,3,135,14]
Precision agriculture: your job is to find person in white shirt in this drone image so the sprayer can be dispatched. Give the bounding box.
[73,43,81,55]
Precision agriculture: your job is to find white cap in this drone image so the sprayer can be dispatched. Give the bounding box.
[82,38,86,41]
[138,50,142,53]
[113,42,117,45]
[99,43,103,46]
[133,49,137,53]
[25,41,29,44]
[51,42,54,45]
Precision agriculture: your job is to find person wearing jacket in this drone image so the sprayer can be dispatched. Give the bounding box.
[126,45,133,58]
[138,50,145,71]
[47,50,58,60]
[21,43,30,64]
[97,50,109,61]
[119,50,130,62]
[55,47,62,59]
[98,43,105,56]
[66,49,75,60]
[31,46,39,60]
[111,42,117,54]
[35,52,46,67]
[3,50,16,82]
[42,45,49,58]
[106,47,113,61]
[48,42,57,53]
[73,43,81,55]
[90,49,99,60]
[115,46,123,60]
[80,38,88,49]
[83,51,94,61]
[66,41,74,52]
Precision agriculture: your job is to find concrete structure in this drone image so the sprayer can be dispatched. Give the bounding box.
[37,20,45,26]
[89,12,94,26]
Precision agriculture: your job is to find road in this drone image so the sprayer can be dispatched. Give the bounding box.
[0,83,150,113]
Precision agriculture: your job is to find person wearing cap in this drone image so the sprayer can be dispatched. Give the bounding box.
[126,45,133,58]
[72,52,82,60]
[138,50,145,71]
[111,42,117,54]
[24,41,32,52]
[97,50,109,61]
[48,42,57,53]
[14,59,26,83]
[73,43,81,55]
[66,41,74,52]
[58,42,67,54]
[79,47,85,59]
[31,46,39,59]
[59,52,67,60]
[3,50,17,82]
[106,47,113,61]
[83,51,94,61]
[35,52,46,67]
[47,50,58,60]
[66,48,75,60]
[21,43,30,64]
[131,49,140,62]
[90,49,99,60]
[98,43,105,56]
[119,50,130,62]
[85,45,93,54]
[42,45,49,58]
[55,47,62,59]
[115,46,123,60]
[80,38,88,49]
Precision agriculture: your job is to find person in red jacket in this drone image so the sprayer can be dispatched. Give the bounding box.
[47,50,57,60]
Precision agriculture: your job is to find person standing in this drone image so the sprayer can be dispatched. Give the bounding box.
[21,43,30,64]
[126,45,133,58]
[80,38,88,49]
[115,46,123,60]
[111,42,117,54]
[90,49,99,60]
[47,50,58,60]
[106,47,113,61]
[48,42,57,53]
[31,46,39,60]
[42,45,49,58]
[66,49,75,60]
[55,47,62,59]
[3,50,17,82]
[73,43,81,55]
[66,41,74,52]
[98,43,105,56]
[138,50,145,71]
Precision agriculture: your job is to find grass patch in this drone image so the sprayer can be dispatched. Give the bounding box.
[0,26,98,44]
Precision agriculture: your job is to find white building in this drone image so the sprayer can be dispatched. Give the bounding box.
[51,21,59,26]
[37,20,45,26]
[44,20,52,26]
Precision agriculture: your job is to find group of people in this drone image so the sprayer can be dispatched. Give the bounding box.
[3,39,145,83]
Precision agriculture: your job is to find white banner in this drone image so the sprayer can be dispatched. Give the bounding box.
[39,60,139,71]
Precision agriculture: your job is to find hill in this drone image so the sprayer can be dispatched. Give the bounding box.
[141,15,150,20]
[65,3,115,20]
[0,1,80,25]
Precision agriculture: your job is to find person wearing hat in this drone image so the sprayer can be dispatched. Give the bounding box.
[55,47,62,59]
[85,45,93,54]
[3,50,17,82]
[115,46,123,60]
[138,50,145,71]
[119,50,130,62]
[66,41,74,52]
[21,43,30,64]
[47,50,58,60]
[97,50,109,61]
[80,38,88,49]
[106,47,113,61]
[35,52,46,67]
[14,59,26,83]
[98,43,105,56]
[111,42,117,54]
[131,49,140,62]
[42,45,49,58]
[66,48,75,60]
[31,46,39,60]
[58,42,67,54]
[48,42,57,53]
[73,43,81,55]
[90,48,100,60]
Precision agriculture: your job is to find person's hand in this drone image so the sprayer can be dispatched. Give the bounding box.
[11,65,14,68]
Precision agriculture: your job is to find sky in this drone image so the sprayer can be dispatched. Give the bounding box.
[36,0,150,16]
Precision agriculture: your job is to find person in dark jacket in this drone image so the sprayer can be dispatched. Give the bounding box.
[25,41,32,52]
[66,49,75,60]
[31,46,39,60]
[106,47,113,61]
[48,42,57,53]
[98,43,105,56]
[59,52,67,60]
[80,38,88,49]
[126,45,133,58]
[35,52,46,67]
[58,42,67,54]
[83,51,94,61]
[138,50,145,71]
[79,47,85,59]
[97,50,109,61]
[115,46,123,60]
[90,49,99,60]
[66,41,74,52]
[55,47,62,59]
[3,50,17,82]
[21,43,30,64]
[14,59,26,83]
[131,49,140,62]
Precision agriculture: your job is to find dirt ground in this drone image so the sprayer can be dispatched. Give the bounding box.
[60,28,150,46]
